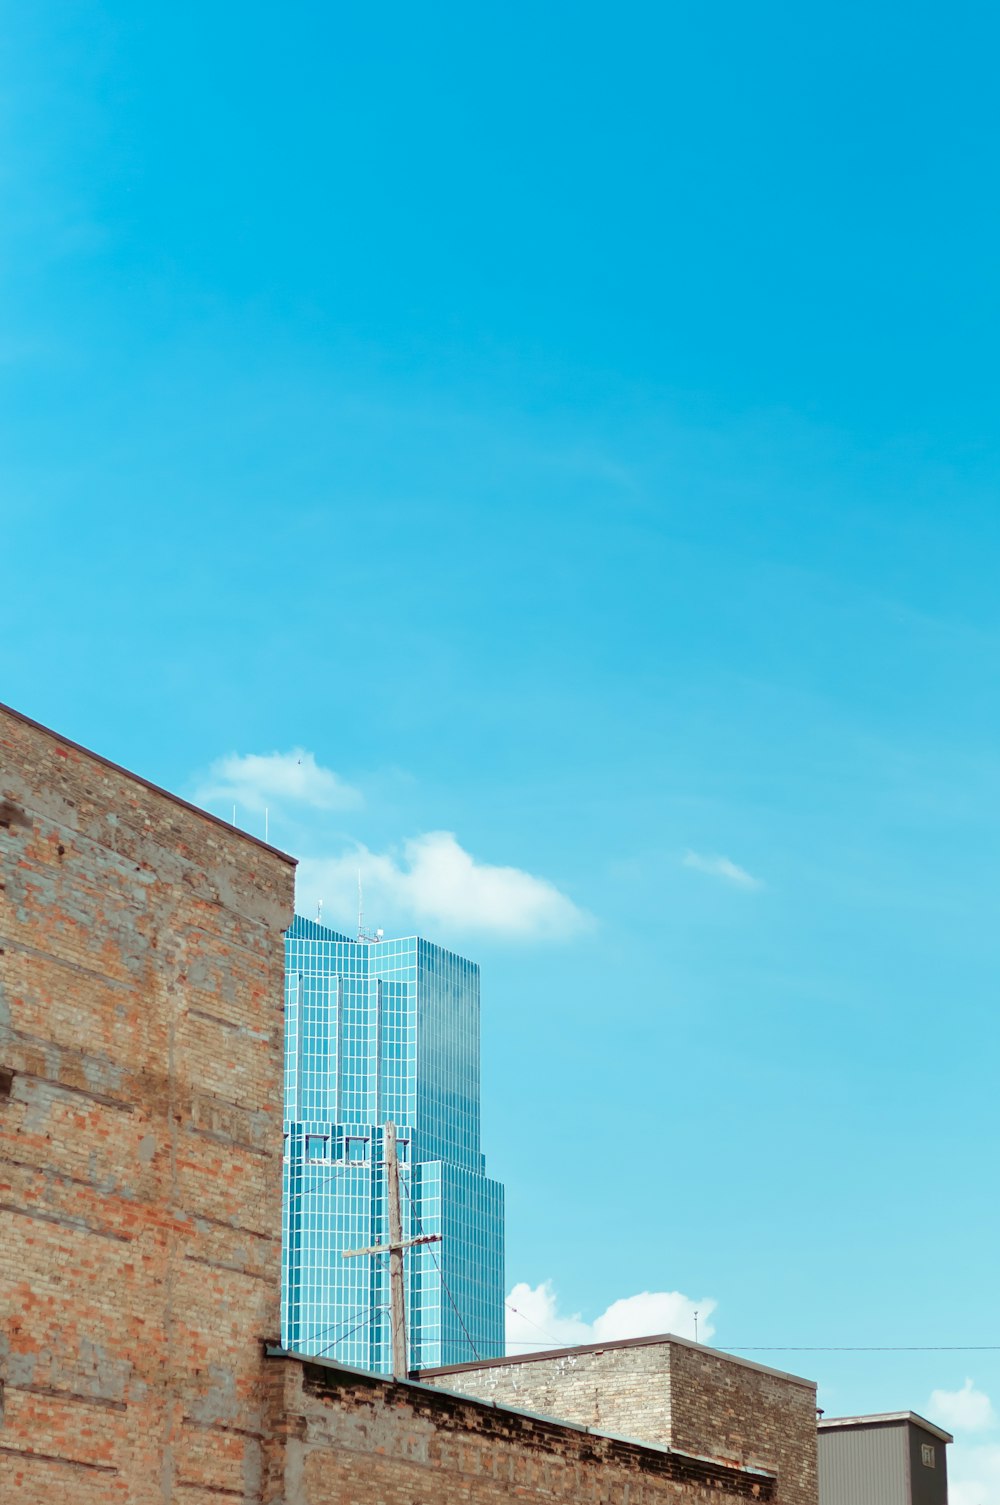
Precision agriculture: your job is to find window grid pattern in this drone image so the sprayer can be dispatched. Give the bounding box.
[281,915,504,1373]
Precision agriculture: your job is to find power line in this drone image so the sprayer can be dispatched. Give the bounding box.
[505,1302,563,1349]
[499,1342,1000,1353]
[314,1305,385,1358]
[305,1303,374,1348]
[719,1346,1000,1354]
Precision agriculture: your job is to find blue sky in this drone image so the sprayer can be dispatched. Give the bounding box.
[5,2,1000,1495]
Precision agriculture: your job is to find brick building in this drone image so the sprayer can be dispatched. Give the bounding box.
[0,701,294,1502]
[268,1351,779,1503]
[419,1335,818,1505]
[0,701,818,1504]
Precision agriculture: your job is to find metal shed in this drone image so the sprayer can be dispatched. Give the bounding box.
[818,1411,953,1505]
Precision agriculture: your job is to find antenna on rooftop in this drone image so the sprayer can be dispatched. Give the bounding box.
[356,869,382,942]
[694,1310,699,1342]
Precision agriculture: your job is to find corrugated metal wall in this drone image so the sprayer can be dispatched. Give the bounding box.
[819,1424,909,1505]
[908,1422,949,1505]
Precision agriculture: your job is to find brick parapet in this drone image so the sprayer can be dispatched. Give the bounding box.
[419,1337,818,1505]
[269,1352,776,1504]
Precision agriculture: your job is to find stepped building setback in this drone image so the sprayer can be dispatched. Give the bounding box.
[282,915,504,1371]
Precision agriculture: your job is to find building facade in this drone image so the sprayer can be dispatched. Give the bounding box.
[420,1333,819,1505]
[0,699,297,1503]
[281,915,504,1372]
[818,1412,952,1505]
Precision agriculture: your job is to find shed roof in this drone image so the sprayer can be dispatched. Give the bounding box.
[818,1411,953,1444]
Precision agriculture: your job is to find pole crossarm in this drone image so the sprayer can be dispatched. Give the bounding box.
[343,1232,441,1260]
[339,1122,438,1379]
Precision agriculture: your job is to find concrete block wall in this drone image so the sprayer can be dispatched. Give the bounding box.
[420,1336,819,1505]
[0,704,295,1503]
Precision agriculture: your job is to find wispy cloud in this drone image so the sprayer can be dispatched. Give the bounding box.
[193,749,363,815]
[193,746,587,941]
[949,1443,1000,1505]
[298,832,589,941]
[926,1379,997,1505]
[930,1378,997,1434]
[682,850,763,890]
[505,1281,716,1354]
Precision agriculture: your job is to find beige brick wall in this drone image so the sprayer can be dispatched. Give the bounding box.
[669,1342,817,1505]
[0,704,295,1504]
[420,1338,818,1505]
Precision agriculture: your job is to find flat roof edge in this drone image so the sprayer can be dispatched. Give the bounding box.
[265,1345,776,1480]
[415,1331,816,1389]
[0,700,296,865]
[819,1411,954,1443]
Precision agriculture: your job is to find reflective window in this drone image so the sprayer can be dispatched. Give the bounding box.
[281,915,504,1372]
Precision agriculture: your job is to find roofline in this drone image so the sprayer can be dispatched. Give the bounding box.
[265,1344,776,1481]
[0,700,296,865]
[287,915,482,965]
[415,1331,816,1390]
[819,1411,953,1444]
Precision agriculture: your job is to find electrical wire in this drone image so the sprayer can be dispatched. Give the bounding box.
[286,1154,1000,1363]
[719,1346,1000,1354]
[314,1305,385,1358]
[504,1302,563,1348]
[400,1174,481,1363]
[305,1303,374,1348]
[499,1341,1000,1354]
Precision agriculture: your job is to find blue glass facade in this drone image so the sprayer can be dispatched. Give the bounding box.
[281,915,505,1373]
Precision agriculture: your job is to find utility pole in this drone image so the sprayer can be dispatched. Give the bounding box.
[385,1122,407,1376]
[343,1123,441,1380]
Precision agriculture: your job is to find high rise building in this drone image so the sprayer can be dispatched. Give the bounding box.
[281,915,505,1373]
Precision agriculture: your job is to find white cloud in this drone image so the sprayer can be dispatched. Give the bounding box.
[298,832,588,941]
[505,1281,716,1355]
[192,746,585,942]
[194,749,363,815]
[930,1379,997,1434]
[682,850,762,890]
[947,1442,1000,1505]
[926,1382,998,1505]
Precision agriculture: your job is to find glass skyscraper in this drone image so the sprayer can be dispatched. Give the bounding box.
[281,915,505,1374]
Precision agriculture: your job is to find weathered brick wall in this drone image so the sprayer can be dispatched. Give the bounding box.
[0,705,295,1503]
[423,1340,675,1442]
[667,1343,817,1505]
[269,1356,775,1505]
[420,1338,818,1505]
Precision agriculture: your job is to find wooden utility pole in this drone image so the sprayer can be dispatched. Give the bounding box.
[385,1122,407,1377]
[343,1122,441,1380]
